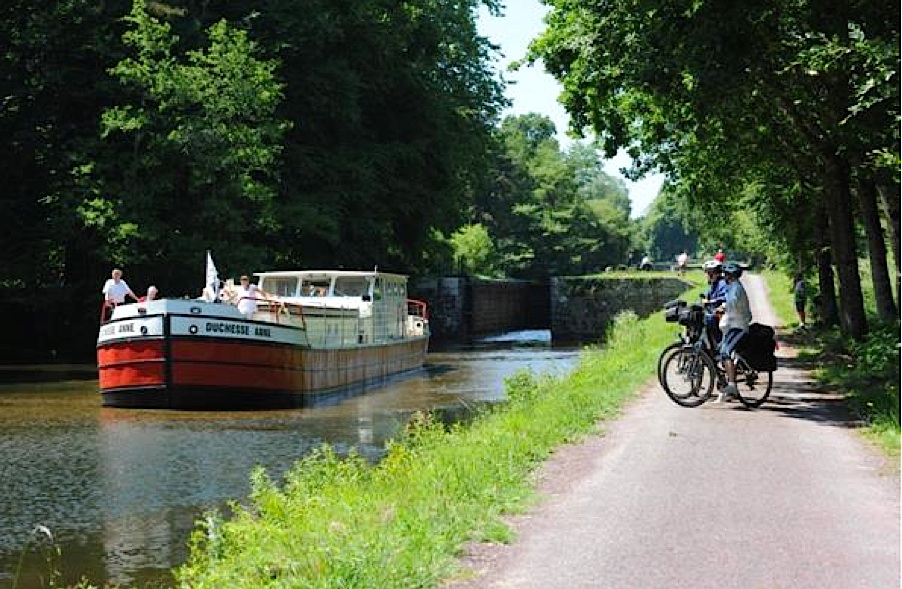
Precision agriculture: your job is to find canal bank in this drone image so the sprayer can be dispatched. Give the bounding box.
[0,332,580,589]
[170,308,681,587]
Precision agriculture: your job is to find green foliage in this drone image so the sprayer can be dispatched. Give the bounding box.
[450,223,497,276]
[530,0,898,338]
[818,325,900,456]
[92,0,289,283]
[763,271,900,456]
[0,0,508,360]
[175,292,682,587]
[636,189,697,262]
[473,114,634,277]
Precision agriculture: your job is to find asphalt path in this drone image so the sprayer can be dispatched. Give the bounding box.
[447,274,900,589]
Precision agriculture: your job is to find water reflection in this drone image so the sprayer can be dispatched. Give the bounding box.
[0,330,579,588]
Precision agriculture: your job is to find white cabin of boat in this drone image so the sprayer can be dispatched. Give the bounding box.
[252,270,428,347]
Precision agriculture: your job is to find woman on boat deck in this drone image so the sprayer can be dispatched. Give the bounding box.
[235,275,270,318]
[138,285,158,302]
[102,268,138,304]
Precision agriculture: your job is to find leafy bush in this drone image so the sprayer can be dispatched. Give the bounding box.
[842,325,900,449]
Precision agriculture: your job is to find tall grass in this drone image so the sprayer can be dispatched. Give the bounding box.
[760,270,795,328]
[175,309,679,588]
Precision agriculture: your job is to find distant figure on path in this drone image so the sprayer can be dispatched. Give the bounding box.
[677,250,689,276]
[640,254,652,271]
[102,268,138,305]
[714,248,726,263]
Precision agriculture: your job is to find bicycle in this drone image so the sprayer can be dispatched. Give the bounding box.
[659,299,774,409]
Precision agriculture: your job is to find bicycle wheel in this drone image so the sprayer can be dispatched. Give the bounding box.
[661,347,717,407]
[657,341,684,387]
[733,355,773,408]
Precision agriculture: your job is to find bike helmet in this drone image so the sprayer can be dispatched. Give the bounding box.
[722,262,743,278]
[702,260,722,272]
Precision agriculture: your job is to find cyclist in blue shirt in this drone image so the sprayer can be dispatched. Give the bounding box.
[701,260,727,345]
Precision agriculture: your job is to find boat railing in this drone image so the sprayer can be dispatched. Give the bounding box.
[255,299,307,329]
[407,298,429,320]
[99,300,116,324]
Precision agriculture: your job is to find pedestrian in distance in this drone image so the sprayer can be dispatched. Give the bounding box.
[677,250,689,276]
[102,268,138,305]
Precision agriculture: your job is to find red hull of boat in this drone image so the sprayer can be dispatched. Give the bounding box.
[98,336,428,409]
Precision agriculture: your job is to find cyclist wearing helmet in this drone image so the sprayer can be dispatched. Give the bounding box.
[718,262,752,402]
[702,260,728,346]
[702,260,727,307]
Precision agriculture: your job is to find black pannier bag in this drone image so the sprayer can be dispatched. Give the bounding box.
[736,323,778,371]
[664,299,686,323]
[678,303,704,327]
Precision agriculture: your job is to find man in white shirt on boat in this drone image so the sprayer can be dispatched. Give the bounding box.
[102,268,138,305]
[235,275,271,318]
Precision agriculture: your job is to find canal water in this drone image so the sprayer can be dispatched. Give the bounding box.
[0,331,580,589]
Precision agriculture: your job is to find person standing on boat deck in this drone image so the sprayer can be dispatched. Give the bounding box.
[235,275,270,318]
[102,268,138,305]
[138,285,158,302]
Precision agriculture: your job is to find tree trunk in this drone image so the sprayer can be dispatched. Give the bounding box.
[858,179,898,321]
[822,155,867,338]
[875,180,901,264]
[815,205,839,327]
[876,182,900,315]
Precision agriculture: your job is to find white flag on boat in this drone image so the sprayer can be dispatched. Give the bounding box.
[205,251,220,301]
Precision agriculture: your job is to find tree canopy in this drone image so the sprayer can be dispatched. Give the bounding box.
[529,0,899,337]
[1,0,896,361]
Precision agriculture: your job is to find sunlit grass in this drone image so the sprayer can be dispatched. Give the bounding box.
[760,270,795,328]
[174,309,679,588]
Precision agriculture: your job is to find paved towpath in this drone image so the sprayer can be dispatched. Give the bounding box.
[447,274,899,589]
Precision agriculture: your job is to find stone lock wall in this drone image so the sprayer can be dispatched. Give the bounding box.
[412,275,691,343]
[410,277,548,341]
[550,277,692,342]
[409,277,467,341]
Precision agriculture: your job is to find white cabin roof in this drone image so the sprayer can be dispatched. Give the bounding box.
[254,270,408,282]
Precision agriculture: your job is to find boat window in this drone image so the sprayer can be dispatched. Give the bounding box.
[333,276,368,297]
[265,278,298,297]
[373,278,383,301]
[301,279,331,296]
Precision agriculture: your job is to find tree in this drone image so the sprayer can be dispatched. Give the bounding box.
[85,0,289,291]
[450,223,497,276]
[529,0,899,337]
[475,114,634,277]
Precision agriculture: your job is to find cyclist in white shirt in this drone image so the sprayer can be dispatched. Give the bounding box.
[717,262,752,402]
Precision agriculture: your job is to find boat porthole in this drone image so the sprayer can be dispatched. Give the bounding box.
[140,326,148,335]
[190,307,202,314]
[189,325,198,335]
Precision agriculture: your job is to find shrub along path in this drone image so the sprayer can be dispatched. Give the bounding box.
[446,274,900,589]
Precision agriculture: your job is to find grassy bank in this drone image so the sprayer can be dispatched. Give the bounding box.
[172,307,684,587]
[762,270,900,457]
